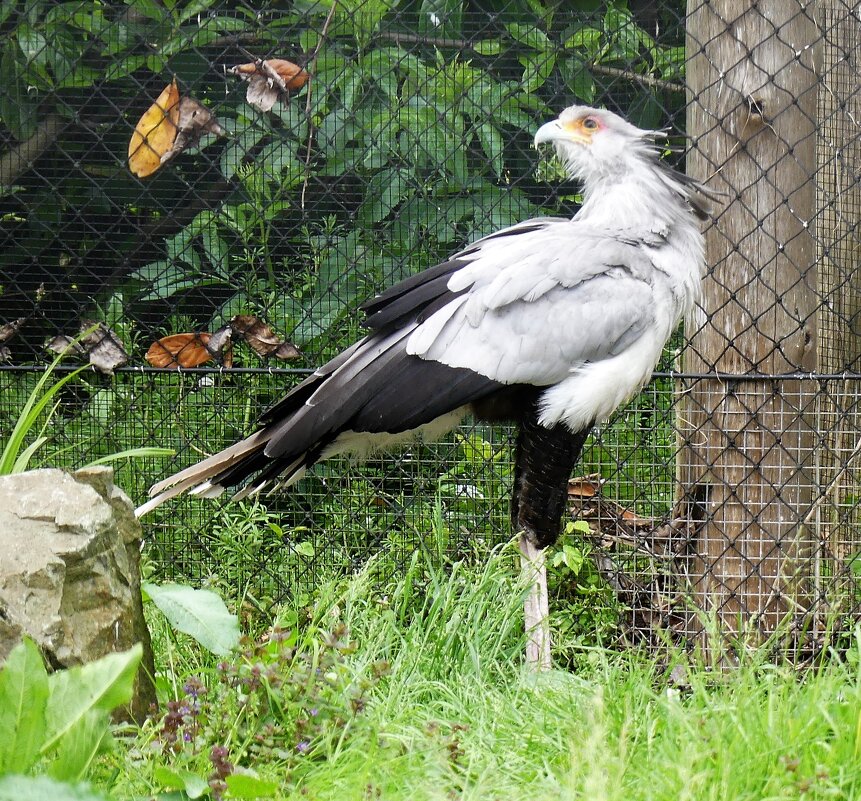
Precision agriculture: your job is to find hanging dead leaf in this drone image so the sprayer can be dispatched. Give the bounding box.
[229,58,309,112]
[146,333,215,369]
[230,315,301,360]
[161,96,224,166]
[128,79,224,177]
[274,341,302,361]
[128,79,180,178]
[567,474,604,498]
[44,322,129,375]
[80,320,129,374]
[618,507,655,528]
[230,314,280,356]
[208,323,233,354]
[0,318,25,344]
[0,346,11,363]
[207,323,234,368]
[46,334,86,357]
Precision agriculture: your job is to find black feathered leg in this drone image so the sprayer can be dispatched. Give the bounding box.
[511,411,591,670]
[511,414,591,547]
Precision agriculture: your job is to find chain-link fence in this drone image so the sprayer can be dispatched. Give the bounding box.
[0,0,858,657]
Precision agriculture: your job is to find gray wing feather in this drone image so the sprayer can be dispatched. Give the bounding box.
[407,221,664,385]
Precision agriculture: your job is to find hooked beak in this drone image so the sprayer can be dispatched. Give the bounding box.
[533,119,590,148]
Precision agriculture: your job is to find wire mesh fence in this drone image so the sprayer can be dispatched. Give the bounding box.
[0,0,859,658]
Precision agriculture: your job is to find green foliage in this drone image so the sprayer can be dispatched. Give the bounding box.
[143,582,242,656]
[548,519,621,655]
[0,349,89,474]
[0,638,141,783]
[0,345,174,475]
[130,624,387,800]
[0,775,110,801]
[1,0,689,367]
[98,549,861,800]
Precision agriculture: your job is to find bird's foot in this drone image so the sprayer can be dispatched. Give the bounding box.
[519,533,551,671]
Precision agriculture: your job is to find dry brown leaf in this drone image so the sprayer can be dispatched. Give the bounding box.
[128,79,180,178]
[567,474,604,498]
[161,96,224,166]
[229,315,301,360]
[208,323,233,354]
[229,58,309,112]
[274,340,302,361]
[46,334,86,357]
[45,322,129,374]
[146,333,214,369]
[80,320,129,374]
[128,79,223,177]
[0,317,25,344]
[230,314,281,356]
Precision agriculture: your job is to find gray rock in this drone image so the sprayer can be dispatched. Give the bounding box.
[0,467,156,721]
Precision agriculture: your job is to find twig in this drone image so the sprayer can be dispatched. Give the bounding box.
[0,113,68,188]
[300,0,338,210]
[587,62,683,94]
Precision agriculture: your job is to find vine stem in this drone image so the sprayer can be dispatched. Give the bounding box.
[301,1,339,210]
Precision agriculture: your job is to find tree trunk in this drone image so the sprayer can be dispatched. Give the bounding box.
[678,0,820,659]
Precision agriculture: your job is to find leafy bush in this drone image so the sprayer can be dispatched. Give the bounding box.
[0,638,141,795]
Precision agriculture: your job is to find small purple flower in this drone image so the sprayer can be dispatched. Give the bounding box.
[296,741,310,754]
[309,708,319,717]
[183,677,207,697]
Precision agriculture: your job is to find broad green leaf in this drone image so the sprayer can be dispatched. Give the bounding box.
[0,638,49,774]
[0,0,15,27]
[418,0,462,40]
[46,709,108,782]
[103,54,149,82]
[142,583,240,656]
[472,39,501,55]
[0,775,109,801]
[220,127,268,179]
[518,51,556,92]
[476,123,504,178]
[603,7,640,62]
[154,766,210,799]
[42,644,142,754]
[130,260,201,302]
[563,26,603,54]
[0,43,39,141]
[506,23,551,52]
[226,772,280,798]
[358,168,412,224]
[125,0,165,22]
[293,541,315,558]
[562,56,595,104]
[177,0,218,25]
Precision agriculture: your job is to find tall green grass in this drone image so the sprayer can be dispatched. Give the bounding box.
[105,544,861,801]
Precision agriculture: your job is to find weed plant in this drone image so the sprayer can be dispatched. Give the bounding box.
[97,543,861,801]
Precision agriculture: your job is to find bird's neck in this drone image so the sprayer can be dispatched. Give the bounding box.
[576,163,691,233]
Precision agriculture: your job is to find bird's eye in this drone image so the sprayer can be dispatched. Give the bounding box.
[582,117,598,130]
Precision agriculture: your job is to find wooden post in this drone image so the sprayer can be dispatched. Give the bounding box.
[679,0,820,658]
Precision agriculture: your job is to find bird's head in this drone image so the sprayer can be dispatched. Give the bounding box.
[534,106,659,183]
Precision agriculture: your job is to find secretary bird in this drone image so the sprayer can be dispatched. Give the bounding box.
[138,105,712,668]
